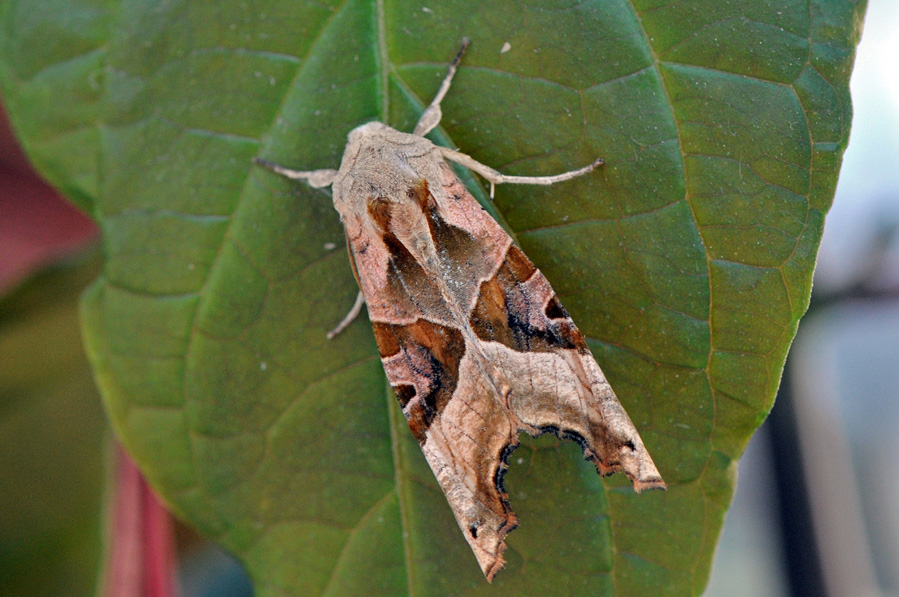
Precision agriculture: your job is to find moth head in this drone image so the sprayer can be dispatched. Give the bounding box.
[346,121,392,147]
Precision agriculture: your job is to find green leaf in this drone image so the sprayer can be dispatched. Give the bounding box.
[0,1,866,594]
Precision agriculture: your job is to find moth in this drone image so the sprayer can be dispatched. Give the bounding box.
[254,39,664,581]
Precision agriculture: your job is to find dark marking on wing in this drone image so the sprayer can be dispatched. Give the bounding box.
[408,179,436,211]
[544,295,567,320]
[368,197,448,318]
[469,245,587,353]
[486,439,519,541]
[367,196,392,232]
[537,424,615,475]
[494,441,519,498]
[537,424,640,478]
[538,424,590,453]
[409,178,484,282]
[384,236,448,317]
[503,242,537,280]
[393,384,416,408]
[372,319,465,443]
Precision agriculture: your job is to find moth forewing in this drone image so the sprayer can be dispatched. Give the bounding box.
[253,40,664,582]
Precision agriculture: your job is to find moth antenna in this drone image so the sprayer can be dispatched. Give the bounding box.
[432,37,470,110]
[252,157,337,188]
[441,147,604,188]
[413,38,471,137]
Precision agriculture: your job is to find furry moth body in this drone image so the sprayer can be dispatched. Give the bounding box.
[254,39,664,581]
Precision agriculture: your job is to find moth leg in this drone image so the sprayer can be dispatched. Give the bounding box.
[440,147,604,198]
[413,38,471,137]
[252,157,337,188]
[326,290,366,339]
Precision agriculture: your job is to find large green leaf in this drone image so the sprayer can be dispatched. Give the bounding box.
[0,1,866,594]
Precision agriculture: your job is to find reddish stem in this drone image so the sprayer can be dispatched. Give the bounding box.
[103,444,178,597]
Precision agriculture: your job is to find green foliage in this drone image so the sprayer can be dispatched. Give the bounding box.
[0,1,866,594]
[0,256,106,596]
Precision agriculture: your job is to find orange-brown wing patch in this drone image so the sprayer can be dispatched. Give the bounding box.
[469,245,585,354]
[372,318,465,443]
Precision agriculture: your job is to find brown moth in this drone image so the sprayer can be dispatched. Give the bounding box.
[254,39,665,581]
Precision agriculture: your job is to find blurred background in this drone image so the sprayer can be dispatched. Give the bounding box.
[1,1,895,595]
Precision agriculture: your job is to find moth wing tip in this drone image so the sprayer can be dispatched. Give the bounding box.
[633,477,667,493]
[472,511,518,582]
[483,545,507,583]
[628,453,666,493]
